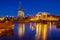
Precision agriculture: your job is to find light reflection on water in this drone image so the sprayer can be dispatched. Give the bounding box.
[17,22,59,40]
[0,22,60,40]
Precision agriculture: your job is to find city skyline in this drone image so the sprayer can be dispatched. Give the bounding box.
[0,0,60,40]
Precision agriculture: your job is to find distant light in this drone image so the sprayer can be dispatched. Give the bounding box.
[0,17,4,20]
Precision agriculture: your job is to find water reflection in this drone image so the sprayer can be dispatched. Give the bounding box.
[0,23,14,37]
[35,23,48,40]
[0,29,14,37]
[17,22,57,40]
[42,24,48,40]
[0,22,59,40]
[35,23,42,40]
[18,23,25,37]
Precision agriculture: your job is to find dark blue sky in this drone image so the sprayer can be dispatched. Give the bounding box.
[0,0,60,17]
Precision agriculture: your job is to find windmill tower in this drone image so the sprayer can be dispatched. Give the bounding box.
[18,2,25,37]
[18,2,24,19]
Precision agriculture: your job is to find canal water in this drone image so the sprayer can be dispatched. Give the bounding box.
[0,23,60,40]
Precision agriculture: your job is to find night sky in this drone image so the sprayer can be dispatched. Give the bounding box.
[0,0,60,17]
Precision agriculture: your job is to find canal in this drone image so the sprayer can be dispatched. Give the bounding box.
[0,22,60,40]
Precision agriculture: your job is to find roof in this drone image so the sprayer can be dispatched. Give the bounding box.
[18,9,24,11]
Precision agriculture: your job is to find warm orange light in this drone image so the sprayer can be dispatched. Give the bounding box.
[35,23,42,40]
[0,17,4,20]
[42,24,48,40]
[18,23,25,37]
